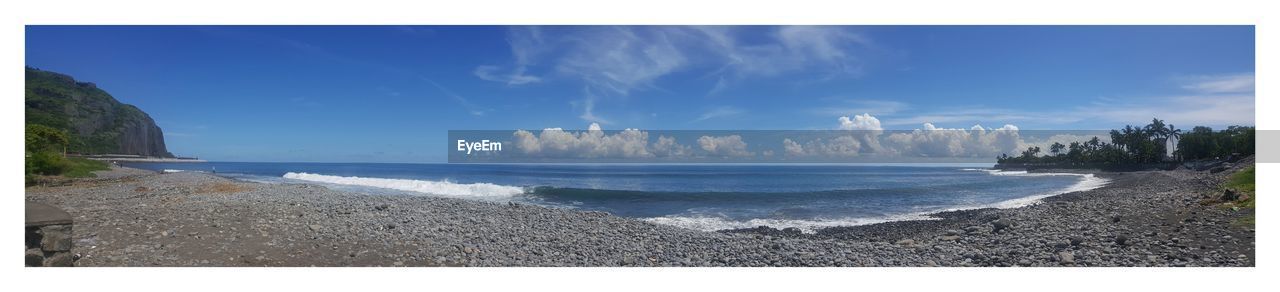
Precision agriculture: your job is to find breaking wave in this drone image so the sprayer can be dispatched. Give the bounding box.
[645,169,1111,233]
[642,213,938,234]
[282,172,526,198]
[961,168,1110,208]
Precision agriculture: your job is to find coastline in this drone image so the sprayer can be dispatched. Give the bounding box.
[86,157,208,163]
[24,164,1254,267]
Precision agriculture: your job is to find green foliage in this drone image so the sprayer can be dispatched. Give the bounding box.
[1222,166,1255,227]
[1224,166,1255,208]
[24,122,109,183]
[63,157,110,178]
[26,124,68,153]
[1175,126,1255,161]
[25,152,109,184]
[27,151,70,175]
[997,118,1254,168]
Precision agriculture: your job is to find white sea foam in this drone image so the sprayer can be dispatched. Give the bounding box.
[643,213,939,234]
[162,169,185,173]
[646,169,1111,233]
[983,173,1109,208]
[282,172,526,198]
[956,168,1110,208]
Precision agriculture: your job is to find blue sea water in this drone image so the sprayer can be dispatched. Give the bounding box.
[123,162,1107,232]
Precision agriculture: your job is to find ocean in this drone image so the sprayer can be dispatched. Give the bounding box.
[123,162,1108,232]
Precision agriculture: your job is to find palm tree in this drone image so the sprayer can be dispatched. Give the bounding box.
[1165,123,1182,160]
[1049,142,1065,156]
[1145,118,1168,142]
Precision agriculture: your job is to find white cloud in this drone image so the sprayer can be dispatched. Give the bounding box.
[837,113,885,153]
[700,26,872,79]
[697,135,753,157]
[783,138,805,156]
[561,28,689,96]
[1181,73,1254,94]
[782,136,861,157]
[473,65,541,85]
[575,87,611,124]
[511,123,696,159]
[693,106,745,123]
[650,135,692,157]
[881,123,1024,158]
[486,26,876,123]
[778,114,1032,158]
[1070,94,1255,128]
[838,113,883,131]
[512,123,652,158]
[874,94,1253,129]
[473,27,550,86]
[706,76,730,96]
[843,73,1252,129]
[426,78,489,116]
[506,114,1133,161]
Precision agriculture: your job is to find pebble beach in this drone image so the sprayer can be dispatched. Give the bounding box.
[24,162,1255,267]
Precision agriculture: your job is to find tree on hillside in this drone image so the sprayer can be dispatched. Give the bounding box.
[26,124,68,154]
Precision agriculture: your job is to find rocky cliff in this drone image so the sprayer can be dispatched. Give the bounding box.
[25,67,173,157]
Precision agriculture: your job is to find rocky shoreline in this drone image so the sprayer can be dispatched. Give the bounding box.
[24,163,1254,267]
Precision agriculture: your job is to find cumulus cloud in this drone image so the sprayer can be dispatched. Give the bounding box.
[838,113,883,131]
[782,136,861,157]
[697,135,753,157]
[783,138,805,156]
[837,113,885,153]
[881,123,1024,158]
[511,123,652,158]
[511,123,694,159]
[780,113,1032,158]
[782,113,1037,159]
[504,114,1126,161]
[650,135,692,157]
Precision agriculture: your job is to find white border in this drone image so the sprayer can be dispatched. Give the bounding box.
[3,1,1271,292]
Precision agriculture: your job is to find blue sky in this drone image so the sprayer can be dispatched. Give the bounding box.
[26,26,1255,162]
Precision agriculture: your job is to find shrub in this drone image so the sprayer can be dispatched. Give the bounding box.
[28,151,70,175]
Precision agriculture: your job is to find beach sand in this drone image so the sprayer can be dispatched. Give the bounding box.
[24,164,1254,267]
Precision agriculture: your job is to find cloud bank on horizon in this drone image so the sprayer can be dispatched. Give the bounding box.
[492,113,1119,162]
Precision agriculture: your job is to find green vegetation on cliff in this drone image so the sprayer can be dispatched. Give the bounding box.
[25,67,172,157]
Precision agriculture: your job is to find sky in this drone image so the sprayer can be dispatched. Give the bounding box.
[25,26,1255,163]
